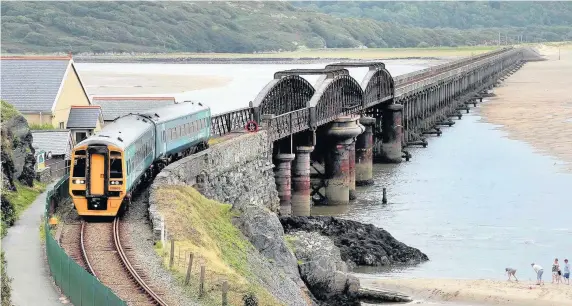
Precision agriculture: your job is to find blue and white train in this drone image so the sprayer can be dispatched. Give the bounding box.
[69,101,211,216]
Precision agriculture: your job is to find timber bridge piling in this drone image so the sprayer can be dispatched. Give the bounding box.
[207,47,527,215]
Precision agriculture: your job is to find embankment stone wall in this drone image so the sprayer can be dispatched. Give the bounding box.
[149,130,278,243]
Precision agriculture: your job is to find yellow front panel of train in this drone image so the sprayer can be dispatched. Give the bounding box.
[90,154,105,195]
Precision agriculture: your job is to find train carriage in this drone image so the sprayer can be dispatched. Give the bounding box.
[69,101,211,217]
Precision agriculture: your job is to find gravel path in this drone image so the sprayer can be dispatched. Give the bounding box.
[123,190,200,306]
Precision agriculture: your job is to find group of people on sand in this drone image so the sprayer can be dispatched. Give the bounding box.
[506,258,570,285]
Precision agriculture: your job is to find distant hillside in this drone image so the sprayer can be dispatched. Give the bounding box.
[1,1,571,54]
[293,1,572,29]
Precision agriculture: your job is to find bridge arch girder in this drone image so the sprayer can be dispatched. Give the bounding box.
[309,74,364,127]
[251,75,315,122]
[363,67,395,107]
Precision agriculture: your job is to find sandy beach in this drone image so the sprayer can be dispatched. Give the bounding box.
[78,71,232,96]
[480,44,572,172]
[363,278,572,306]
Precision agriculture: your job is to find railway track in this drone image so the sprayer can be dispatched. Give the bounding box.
[80,218,169,306]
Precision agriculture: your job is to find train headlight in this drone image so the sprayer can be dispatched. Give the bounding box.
[110,181,123,185]
[73,179,85,184]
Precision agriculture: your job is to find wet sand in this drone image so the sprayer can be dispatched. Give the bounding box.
[480,45,572,172]
[364,278,572,306]
[79,71,232,96]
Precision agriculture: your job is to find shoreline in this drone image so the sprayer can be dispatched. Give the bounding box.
[72,56,450,65]
[361,278,572,306]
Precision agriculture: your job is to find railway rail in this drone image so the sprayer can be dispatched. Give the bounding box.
[80,218,169,306]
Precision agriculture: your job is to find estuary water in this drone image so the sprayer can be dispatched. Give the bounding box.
[76,59,432,114]
[313,109,572,282]
[76,60,571,303]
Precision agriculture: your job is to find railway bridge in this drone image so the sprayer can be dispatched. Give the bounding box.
[207,47,526,216]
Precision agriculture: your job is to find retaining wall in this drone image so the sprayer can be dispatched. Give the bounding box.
[149,130,279,243]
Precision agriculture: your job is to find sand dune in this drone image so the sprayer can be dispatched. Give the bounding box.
[364,278,572,306]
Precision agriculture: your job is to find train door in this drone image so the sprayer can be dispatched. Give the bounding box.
[90,153,105,195]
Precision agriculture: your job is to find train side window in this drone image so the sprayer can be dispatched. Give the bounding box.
[72,156,86,177]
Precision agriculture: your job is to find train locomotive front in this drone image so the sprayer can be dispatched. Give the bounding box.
[69,102,211,217]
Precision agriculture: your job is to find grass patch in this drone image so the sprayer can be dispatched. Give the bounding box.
[284,235,298,254]
[39,217,46,241]
[0,100,20,123]
[154,185,280,305]
[1,251,13,306]
[29,123,56,130]
[207,137,226,146]
[3,181,46,219]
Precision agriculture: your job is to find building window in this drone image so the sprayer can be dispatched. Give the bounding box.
[59,122,64,129]
[76,132,87,143]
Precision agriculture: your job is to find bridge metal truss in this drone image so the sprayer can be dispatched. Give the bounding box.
[395,47,523,145]
[210,47,525,144]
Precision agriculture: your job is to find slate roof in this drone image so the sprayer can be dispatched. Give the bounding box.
[66,106,102,129]
[92,97,176,121]
[31,130,73,159]
[0,56,71,112]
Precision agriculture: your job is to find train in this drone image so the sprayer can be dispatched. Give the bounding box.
[69,101,211,217]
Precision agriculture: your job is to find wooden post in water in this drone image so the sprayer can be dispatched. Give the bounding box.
[199,265,206,297]
[382,188,387,204]
[222,280,228,306]
[185,253,194,285]
[169,239,175,269]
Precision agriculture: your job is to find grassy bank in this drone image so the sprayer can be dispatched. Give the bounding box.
[1,181,46,238]
[153,185,280,306]
[3,181,46,220]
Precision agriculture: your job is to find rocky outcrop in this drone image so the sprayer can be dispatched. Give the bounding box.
[287,231,360,306]
[280,216,428,268]
[232,203,300,281]
[1,103,36,188]
[1,101,36,230]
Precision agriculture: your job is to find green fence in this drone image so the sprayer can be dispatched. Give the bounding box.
[44,175,127,306]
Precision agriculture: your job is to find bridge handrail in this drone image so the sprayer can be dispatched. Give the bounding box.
[260,108,310,141]
[210,107,254,137]
[394,47,514,87]
[395,48,521,97]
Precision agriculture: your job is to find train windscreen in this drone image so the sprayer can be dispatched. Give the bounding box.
[109,157,123,178]
[73,156,86,177]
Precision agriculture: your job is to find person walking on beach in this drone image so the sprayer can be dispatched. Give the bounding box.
[505,267,518,281]
[552,258,560,284]
[563,259,570,285]
[531,263,544,285]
